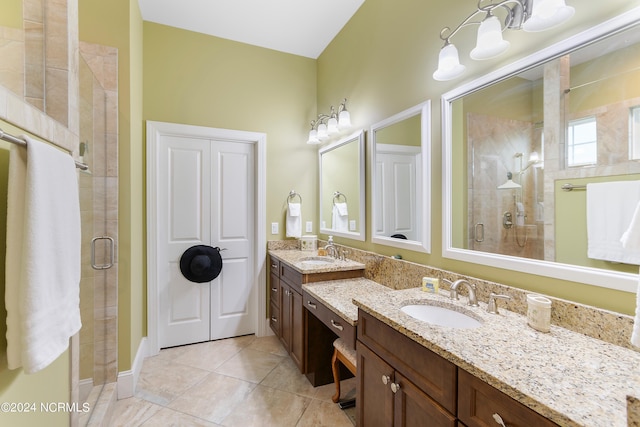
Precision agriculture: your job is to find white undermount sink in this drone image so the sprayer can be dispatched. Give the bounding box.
[400,303,482,329]
[300,256,335,265]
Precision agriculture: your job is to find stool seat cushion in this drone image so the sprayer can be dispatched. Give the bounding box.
[333,338,356,367]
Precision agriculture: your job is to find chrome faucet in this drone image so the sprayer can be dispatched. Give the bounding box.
[325,242,338,258]
[449,279,479,307]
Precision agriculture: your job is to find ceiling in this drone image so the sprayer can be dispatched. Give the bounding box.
[137,0,366,59]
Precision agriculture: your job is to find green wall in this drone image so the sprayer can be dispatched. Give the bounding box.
[316,0,638,314]
[142,22,318,245]
[0,0,21,28]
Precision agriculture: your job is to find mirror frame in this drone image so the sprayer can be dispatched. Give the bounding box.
[319,129,366,241]
[370,101,431,252]
[442,8,640,293]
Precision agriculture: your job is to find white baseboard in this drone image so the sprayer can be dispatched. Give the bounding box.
[116,337,148,400]
[79,378,94,403]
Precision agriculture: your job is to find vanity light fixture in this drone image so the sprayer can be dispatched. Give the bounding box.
[432,0,575,81]
[307,98,352,144]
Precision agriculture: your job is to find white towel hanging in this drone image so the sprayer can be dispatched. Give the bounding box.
[5,136,82,373]
[286,202,302,238]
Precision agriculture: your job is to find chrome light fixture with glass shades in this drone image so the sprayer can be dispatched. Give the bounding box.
[432,0,575,81]
[307,98,352,144]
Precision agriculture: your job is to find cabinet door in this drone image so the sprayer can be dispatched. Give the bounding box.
[393,372,456,427]
[357,342,394,427]
[280,282,292,352]
[290,287,304,371]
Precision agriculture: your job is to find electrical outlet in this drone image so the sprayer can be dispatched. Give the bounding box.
[349,220,357,231]
[271,222,279,234]
[305,221,313,233]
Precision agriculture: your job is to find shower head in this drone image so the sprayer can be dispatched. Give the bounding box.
[497,172,522,189]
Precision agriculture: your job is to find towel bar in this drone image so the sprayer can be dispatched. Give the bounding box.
[0,127,89,170]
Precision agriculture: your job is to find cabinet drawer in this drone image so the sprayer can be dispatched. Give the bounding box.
[281,263,303,292]
[269,301,280,336]
[458,369,559,427]
[269,257,280,275]
[358,310,457,414]
[269,272,280,308]
[304,290,355,349]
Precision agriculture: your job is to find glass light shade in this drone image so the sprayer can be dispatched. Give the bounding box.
[470,16,510,60]
[433,43,466,81]
[338,110,351,129]
[317,123,328,139]
[327,116,339,134]
[307,129,320,144]
[522,0,575,32]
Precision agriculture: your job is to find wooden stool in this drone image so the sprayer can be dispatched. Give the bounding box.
[331,338,357,403]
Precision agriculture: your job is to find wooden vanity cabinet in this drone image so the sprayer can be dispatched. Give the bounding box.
[357,310,457,427]
[357,309,560,427]
[268,255,364,376]
[458,369,559,427]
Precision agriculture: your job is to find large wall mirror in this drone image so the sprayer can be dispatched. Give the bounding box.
[443,9,640,293]
[370,102,431,252]
[319,130,366,241]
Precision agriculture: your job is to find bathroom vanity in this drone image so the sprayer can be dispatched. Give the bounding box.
[268,245,640,426]
[268,250,365,378]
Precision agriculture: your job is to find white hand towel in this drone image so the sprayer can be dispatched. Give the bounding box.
[620,201,640,348]
[586,181,640,264]
[286,202,301,238]
[5,137,82,373]
[332,203,349,231]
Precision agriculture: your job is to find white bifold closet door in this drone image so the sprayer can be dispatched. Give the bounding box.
[156,134,255,348]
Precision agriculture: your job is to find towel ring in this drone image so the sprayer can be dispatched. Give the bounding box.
[288,190,302,204]
[333,191,347,205]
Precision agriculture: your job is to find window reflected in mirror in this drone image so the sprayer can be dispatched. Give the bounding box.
[444,13,640,291]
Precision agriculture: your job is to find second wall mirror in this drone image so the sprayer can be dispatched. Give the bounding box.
[319,130,366,241]
[370,102,431,252]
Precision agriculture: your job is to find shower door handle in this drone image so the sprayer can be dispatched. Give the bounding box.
[91,236,115,270]
[474,223,485,242]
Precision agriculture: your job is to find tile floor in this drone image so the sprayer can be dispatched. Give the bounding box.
[110,334,356,426]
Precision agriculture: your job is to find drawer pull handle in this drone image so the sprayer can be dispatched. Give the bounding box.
[271,287,278,292]
[270,317,278,322]
[307,301,317,309]
[492,413,507,427]
[390,382,401,394]
[330,319,344,331]
[381,375,390,385]
[271,263,277,268]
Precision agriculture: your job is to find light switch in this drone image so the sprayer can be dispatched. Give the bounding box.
[271,222,279,234]
[349,220,357,231]
[305,221,313,233]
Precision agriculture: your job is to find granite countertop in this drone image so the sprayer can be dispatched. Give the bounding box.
[302,278,392,326]
[269,249,365,274]
[353,287,640,427]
